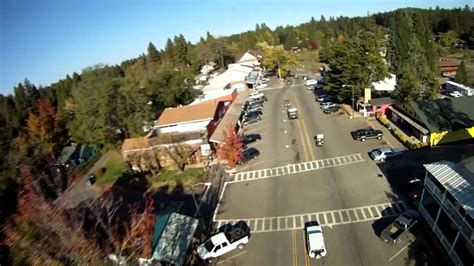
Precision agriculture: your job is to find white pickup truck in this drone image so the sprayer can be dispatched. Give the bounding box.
[197,221,251,263]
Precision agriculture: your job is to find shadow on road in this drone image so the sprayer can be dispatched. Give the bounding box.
[372,144,474,265]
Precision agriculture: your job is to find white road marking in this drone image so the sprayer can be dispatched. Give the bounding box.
[388,240,413,262]
[216,250,248,264]
[237,161,264,172]
[231,153,365,183]
[214,201,407,233]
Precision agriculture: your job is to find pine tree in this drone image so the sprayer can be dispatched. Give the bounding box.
[147,42,161,64]
[456,61,468,84]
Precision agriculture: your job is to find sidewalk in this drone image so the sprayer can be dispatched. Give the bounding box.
[367,119,408,150]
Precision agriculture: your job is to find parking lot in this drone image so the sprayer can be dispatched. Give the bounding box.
[212,78,444,265]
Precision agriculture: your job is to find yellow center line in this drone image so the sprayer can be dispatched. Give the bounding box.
[293,95,316,161]
[291,230,298,266]
[291,230,294,266]
[302,230,311,266]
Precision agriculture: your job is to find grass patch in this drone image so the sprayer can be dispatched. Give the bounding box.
[154,168,204,183]
[95,151,128,186]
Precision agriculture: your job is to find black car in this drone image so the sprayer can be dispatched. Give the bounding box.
[317,95,335,103]
[242,114,262,126]
[244,105,262,113]
[241,133,262,145]
[323,106,341,114]
[238,147,260,164]
[244,110,263,118]
[351,128,383,141]
[243,101,263,110]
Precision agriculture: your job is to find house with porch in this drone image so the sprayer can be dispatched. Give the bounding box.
[386,96,474,146]
[419,158,474,265]
[122,100,231,170]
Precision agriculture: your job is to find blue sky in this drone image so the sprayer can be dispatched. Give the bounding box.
[0,0,469,95]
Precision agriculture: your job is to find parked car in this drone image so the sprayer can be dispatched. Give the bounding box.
[380,210,419,244]
[351,128,383,141]
[369,147,402,161]
[449,91,462,97]
[239,147,260,164]
[255,83,268,89]
[305,221,327,259]
[248,92,265,101]
[316,94,335,102]
[248,97,267,105]
[242,133,262,145]
[305,79,318,86]
[197,221,250,263]
[323,106,341,114]
[244,110,263,118]
[320,102,337,109]
[243,101,263,110]
[242,114,262,126]
[244,105,262,113]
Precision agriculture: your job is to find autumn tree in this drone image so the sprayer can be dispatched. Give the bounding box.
[4,164,103,265]
[257,41,298,79]
[26,98,65,156]
[217,124,243,168]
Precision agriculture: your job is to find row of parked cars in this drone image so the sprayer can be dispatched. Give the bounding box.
[237,91,267,165]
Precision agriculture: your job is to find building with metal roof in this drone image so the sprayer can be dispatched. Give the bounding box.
[419,158,474,265]
[151,212,199,265]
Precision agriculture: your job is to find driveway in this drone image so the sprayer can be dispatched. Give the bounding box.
[55,150,115,209]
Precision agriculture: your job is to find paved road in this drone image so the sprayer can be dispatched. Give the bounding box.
[56,150,115,209]
[213,79,427,265]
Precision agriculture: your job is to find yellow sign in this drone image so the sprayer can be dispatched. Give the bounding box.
[364,88,371,103]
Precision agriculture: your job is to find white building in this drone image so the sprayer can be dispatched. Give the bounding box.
[371,73,397,92]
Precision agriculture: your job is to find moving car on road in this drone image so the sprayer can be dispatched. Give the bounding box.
[305,221,327,259]
[238,147,260,164]
[241,133,262,145]
[287,107,298,119]
[351,128,383,141]
[369,147,402,161]
[381,210,419,244]
[197,221,251,263]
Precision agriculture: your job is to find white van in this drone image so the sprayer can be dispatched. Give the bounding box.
[305,222,327,259]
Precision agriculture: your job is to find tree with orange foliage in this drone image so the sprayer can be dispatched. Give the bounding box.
[26,98,65,156]
[216,124,243,168]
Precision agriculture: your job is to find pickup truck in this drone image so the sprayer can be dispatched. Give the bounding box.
[197,221,251,263]
[381,211,418,244]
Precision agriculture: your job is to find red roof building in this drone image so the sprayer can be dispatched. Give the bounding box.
[438,58,460,77]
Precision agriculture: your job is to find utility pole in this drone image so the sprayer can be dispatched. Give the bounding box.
[351,85,355,119]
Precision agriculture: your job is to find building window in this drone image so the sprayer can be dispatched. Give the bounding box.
[437,210,458,244]
[453,235,474,265]
[421,191,440,221]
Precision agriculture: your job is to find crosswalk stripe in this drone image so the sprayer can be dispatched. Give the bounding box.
[214,201,407,233]
[230,153,366,183]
